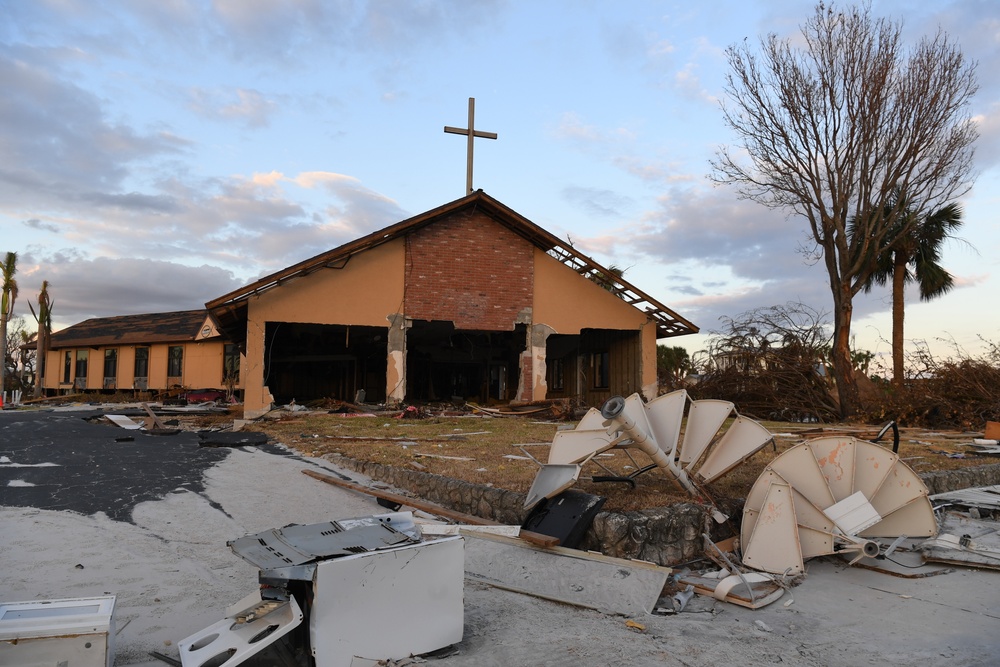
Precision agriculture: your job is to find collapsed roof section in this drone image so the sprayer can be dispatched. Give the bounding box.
[206,191,698,349]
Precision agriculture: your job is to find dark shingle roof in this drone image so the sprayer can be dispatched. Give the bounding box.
[48,310,210,348]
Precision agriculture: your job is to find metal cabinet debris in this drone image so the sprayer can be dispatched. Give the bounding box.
[178,512,464,667]
[0,595,117,667]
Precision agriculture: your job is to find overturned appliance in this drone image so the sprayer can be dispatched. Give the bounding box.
[524,391,775,509]
[740,436,937,575]
[178,512,464,667]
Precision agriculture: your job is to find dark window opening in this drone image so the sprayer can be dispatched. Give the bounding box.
[134,347,149,380]
[167,346,183,378]
[75,350,89,388]
[549,357,564,391]
[63,351,72,384]
[223,343,240,382]
[104,349,117,389]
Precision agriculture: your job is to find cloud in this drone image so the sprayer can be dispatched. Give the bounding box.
[187,87,280,128]
[627,187,811,280]
[0,51,185,210]
[14,253,246,326]
[972,102,1000,171]
[565,185,915,335]
[561,187,634,219]
[22,218,60,233]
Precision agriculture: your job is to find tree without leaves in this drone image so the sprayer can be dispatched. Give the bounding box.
[712,2,978,417]
[4,317,35,395]
[28,280,53,398]
[853,190,964,386]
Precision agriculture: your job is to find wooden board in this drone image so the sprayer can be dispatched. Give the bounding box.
[462,532,671,616]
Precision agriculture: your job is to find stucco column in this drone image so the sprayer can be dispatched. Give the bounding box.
[641,320,658,401]
[518,323,554,403]
[386,313,409,405]
[243,315,275,419]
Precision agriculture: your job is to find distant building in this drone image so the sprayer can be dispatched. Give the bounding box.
[42,310,239,394]
[207,191,697,418]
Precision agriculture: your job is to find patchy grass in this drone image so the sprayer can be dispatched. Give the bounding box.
[254,412,994,513]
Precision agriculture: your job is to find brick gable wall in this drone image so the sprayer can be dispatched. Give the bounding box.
[404,210,533,330]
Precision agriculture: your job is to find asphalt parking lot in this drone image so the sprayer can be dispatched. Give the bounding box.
[0,409,231,520]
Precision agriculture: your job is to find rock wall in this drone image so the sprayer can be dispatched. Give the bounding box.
[330,455,1000,567]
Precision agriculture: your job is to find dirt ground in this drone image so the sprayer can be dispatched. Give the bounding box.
[250,407,996,512]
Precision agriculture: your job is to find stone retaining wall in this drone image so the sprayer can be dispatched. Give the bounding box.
[331,455,1000,568]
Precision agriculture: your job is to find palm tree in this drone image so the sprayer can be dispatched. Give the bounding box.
[0,252,18,401]
[860,194,964,386]
[28,280,52,397]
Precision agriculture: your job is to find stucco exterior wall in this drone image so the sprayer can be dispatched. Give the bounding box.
[183,341,227,388]
[533,248,659,400]
[532,249,650,333]
[242,238,405,416]
[43,341,229,392]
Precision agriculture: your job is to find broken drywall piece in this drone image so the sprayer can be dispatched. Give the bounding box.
[920,511,1000,571]
[106,415,144,430]
[463,532,671,616]
[309,537,464,667]
[931,485,1000,512]
[418,523,522,538]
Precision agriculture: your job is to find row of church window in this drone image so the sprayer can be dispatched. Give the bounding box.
[59,344,240,387]
[61,346,182,385]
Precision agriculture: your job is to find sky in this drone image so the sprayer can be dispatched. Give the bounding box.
[2,0,998,372]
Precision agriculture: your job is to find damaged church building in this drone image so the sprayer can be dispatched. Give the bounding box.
[207,191,698,418]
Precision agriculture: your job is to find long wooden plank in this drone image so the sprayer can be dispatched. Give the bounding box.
[301,469,559,548]
[462,531,671,616]
[141,402,167,430]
